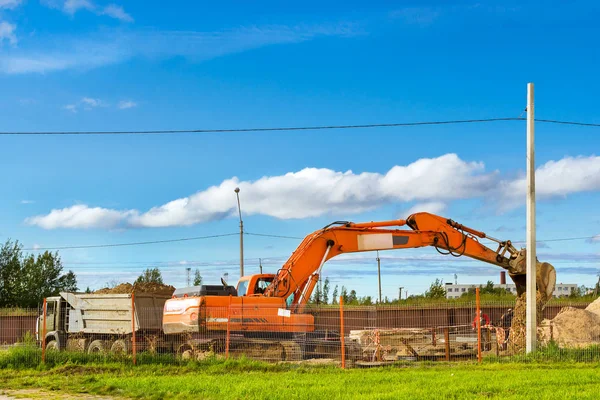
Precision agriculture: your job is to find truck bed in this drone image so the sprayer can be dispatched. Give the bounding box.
[60,292,172,335]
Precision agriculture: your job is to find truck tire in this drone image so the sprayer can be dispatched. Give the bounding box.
[110,339,129,355]
[87,339,106,354]
[46,339,59,351]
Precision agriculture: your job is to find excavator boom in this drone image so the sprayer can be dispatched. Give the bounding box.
[263,212,556,306]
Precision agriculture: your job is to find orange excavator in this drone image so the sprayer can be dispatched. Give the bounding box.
[162,212,556,360]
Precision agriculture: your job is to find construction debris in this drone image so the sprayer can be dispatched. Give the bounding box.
[538,297,600,348]
[349,328,476,360]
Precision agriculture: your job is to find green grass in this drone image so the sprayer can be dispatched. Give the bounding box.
[2,345,600,399]
[1,358,600,399]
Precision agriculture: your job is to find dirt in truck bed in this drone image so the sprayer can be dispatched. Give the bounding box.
[93,282,175,296]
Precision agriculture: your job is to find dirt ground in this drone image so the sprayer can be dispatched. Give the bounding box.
[0,389,120,400]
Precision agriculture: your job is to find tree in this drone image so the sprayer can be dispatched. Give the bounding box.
[311,280,323,304]
[332,285,339,304]
[0,239,23,307]
[193,269,203,286]
[340,286,348,304]
[135,267,163,285]
[322,277,330,304]
[348,289,358,304]
[424,278,446,299]
[0,239,78,308]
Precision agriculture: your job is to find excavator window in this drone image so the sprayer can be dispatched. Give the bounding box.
[237,280,249,296]
[254,278,274,294]
[285,293,294,308]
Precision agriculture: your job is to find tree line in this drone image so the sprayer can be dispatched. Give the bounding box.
[0,239,77,308]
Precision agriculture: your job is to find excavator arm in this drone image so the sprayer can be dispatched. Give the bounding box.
[262,212,556,309]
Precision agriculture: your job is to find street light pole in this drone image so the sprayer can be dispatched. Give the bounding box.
[234,187,244,277]
[377,251,382,303]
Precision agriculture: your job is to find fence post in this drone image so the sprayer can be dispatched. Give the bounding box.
[226,294,231,359]
[42,298,47,364]
[444,327,450,361]
[476,287,482,363]
[339,295,345,369]
[131,292,136,365]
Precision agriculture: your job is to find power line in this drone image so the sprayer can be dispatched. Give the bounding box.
[244,232,304,240]
[1,117,600,136]
[0,117,524,135]
[536,119,600,127]
[23,233,238,251]
[22,231,598,252]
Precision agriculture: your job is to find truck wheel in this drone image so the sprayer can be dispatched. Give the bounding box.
[87,340,106,354]
[46,340,59,351]
[110,339,129,355]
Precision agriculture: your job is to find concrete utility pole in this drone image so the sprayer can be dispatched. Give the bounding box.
[234,187,244,277]
[377,251,382,303]
[259,258,263,274]
[399,286,404,301]
[526,82,537,353]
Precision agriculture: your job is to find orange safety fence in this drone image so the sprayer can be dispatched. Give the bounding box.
[1,298,598,368]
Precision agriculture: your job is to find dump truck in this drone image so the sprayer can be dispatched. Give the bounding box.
[36,291,173,354]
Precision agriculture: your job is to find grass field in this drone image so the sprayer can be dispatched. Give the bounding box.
[2,354,600,399]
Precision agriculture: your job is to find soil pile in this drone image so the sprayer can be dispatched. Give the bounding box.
[538,297,600,348]
[507,291,546,354]
[584,296,600,317]
[93,282,175,296]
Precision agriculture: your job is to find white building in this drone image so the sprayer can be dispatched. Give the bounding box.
[444,282,578,299]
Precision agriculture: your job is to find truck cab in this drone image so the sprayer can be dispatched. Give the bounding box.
[36,296,66,350]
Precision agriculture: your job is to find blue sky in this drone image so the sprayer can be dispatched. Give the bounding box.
[1,1,600,299]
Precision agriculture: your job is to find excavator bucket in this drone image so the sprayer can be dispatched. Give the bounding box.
[537,261,557,302]
[510,260,556,302]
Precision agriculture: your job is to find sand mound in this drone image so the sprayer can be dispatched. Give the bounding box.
[539,305,600,348]
[93,282,175,296]
[584,296,600,318]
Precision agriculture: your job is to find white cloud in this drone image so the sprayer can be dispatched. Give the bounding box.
[497,155,600,211]
[128,153,496,228]
[0,0,22,9]
[402,201,447,217]
[32,244,41,250]
[81,96,101,108]
[24,154,494,229]
[63,0,93,14]
[20,200,35,204]
[63,97,103,112]
[0,22,360,74]
[101,4,133,22]
[0,21,17,46]
[64,104,77,113]
[25,204,135,230]
[118,100,136,109]
[588,235,600,244]
[26,153,600,230]
[43,0,132,22]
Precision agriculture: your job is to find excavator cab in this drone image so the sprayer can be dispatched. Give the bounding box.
[236,274,276,296]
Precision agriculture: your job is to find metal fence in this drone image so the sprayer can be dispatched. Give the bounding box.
[1,294,599,368]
